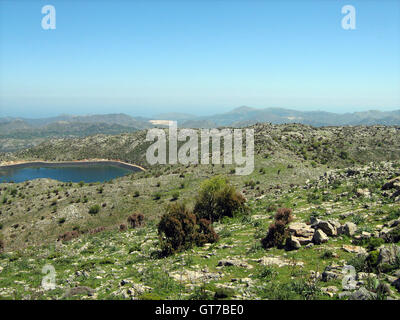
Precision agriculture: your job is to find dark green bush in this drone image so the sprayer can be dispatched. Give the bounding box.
[367,237,385,251]
[158,202,218,256]
[261,208,293,249]
[261,220,289,249]
[196,218,219,246]
[88,204,100,214]
[158,202,199,256]
[194,176,247,222]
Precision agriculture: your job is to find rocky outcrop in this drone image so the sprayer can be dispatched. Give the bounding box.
[377,244,400,267]
[313,229,329,244]
[338,222,357,236]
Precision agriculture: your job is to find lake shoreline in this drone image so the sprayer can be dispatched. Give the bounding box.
[0,159,146,172]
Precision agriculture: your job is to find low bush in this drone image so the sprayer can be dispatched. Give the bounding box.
[194,176,247,222]
[89,226,106,234]
[57,231,80,242]
[196,218,219,246]
[158,202,218,256]
[261,208,293,249]
[127,213,145,228]
[88,204,100,214]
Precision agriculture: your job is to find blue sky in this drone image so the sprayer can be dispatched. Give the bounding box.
[0,0,399,118]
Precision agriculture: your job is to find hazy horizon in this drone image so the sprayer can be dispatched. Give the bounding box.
[1,105,400,120]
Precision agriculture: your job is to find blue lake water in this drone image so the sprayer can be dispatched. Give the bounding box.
[0,164,138,183]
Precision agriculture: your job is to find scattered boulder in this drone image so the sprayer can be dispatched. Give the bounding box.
[349,287,377,300]
[314,220,337,236]
[377,244,400,267]
[313,229,329,244]
[64,286,95,298]
[285,235,301,250]
[356,188,371,198]
[288,222,314,245]
[289,222,314,238]
[255,256,303,268]
[322,264,344,282]
[338,222,357,236]
[342,245,367,255]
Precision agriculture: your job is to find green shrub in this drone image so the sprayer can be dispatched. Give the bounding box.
[261,208,293,249]
[158,202,199,256]
[158,202,218,256]
[196,218,219,246]
[88,204,100,214]
[261,220,289,249]
[367,237,385,251]
[0,239,4,253]
[194,176,247,222]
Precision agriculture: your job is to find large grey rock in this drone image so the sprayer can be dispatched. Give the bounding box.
[328,219,341,229]
[338,222,357,236]
[285,236,301,250]
[378,244,400,267]
[313,229,329,244]
[289,222,314,237]
[315,220,337,236]
[349,287,377,300]
[322,264,344,282]
[288,222,314,245]
[63,286,95,298]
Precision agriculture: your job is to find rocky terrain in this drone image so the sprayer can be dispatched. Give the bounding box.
[2,108,400,153]
[0,123,399,300]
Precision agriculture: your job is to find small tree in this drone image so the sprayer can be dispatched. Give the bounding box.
[194,176,247,222]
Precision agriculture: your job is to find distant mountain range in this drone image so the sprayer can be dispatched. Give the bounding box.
[1,107,400,139]
[172,107,400,127]
[1,107,399,152]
